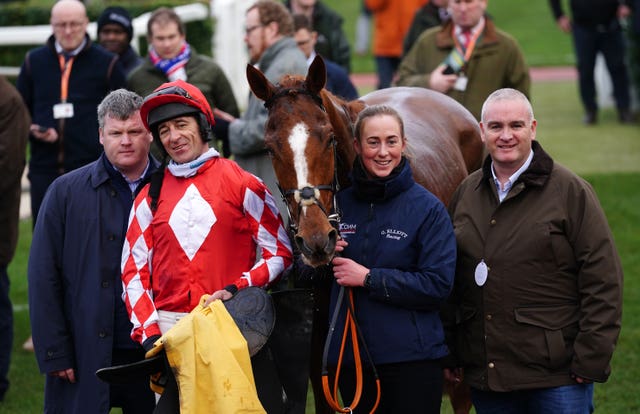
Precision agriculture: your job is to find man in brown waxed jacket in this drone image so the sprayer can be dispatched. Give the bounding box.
[444,88,622,413]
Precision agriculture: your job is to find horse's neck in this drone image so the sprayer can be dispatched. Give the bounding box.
[323,92,359,188]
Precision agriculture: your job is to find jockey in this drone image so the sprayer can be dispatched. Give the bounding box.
[121,78,293,352]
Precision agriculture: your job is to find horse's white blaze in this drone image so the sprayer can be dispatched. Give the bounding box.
[288,123,311,218]
[288,122,310,190]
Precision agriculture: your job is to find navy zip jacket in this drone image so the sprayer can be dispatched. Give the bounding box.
[17,34,126,173]
[328,158,456,365]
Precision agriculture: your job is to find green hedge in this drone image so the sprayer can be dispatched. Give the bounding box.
[0,0,213,70]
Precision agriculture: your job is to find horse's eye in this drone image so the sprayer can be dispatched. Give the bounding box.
[326,138,334,149]
[264,143,276,159]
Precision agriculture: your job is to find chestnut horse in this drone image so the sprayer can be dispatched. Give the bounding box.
[247,56,482,413]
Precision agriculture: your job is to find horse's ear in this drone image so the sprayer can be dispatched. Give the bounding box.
[247,63,275,102]
[306,55,327,95]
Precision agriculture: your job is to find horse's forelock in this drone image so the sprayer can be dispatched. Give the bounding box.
[277,74,305,88]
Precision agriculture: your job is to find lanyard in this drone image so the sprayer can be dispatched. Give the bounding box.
[452,22,484,64]
[58,54,75,103]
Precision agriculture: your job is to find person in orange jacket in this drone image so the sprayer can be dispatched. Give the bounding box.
[366,0,429,89]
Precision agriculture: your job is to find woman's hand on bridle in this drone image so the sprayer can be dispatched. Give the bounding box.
[334,238,348,253]
[331,255,369,288]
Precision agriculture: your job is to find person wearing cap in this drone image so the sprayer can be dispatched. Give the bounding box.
[97,6,143,76]
[120,77,293,369]
[27,89,158,413]
[127,7,239,158]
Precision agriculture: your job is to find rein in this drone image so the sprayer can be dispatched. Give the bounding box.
[322,286,381,413]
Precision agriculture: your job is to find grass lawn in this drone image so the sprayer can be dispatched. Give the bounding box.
[3,0,639,412]
[325,0,575,73]
[4,79,640,413]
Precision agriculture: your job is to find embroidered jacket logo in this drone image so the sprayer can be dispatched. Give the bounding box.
[339,222,357,237]
[381,229,408,240]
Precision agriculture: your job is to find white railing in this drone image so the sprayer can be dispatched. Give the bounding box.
[211,0,252,108]
[0,3,209,76]
[0,1,252,107]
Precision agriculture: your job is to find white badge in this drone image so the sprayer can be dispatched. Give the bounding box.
[475,259,488,286]
[453,74,468,92]
[53,102,74,119]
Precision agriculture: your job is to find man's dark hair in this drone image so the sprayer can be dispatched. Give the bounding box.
[147,7,186,38]
[292,13,313,32]
[249,0,295,36]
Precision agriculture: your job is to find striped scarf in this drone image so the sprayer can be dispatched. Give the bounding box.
[149,42,191,81]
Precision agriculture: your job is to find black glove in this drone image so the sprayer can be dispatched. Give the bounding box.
[142,334,162,353]
[223,284,239,295]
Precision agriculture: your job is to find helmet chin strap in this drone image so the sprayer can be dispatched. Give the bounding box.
[148,112,212,211]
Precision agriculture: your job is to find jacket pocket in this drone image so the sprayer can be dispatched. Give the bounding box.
[514,304,579,369]
[548,224,577,271]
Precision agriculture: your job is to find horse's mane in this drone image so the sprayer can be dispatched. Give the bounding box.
[318,87,363,188]
[277,73,364,123]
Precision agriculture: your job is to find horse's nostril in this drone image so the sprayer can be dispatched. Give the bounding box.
[328,229,337,242]
[295,235,312,257]
[324,229,338,254]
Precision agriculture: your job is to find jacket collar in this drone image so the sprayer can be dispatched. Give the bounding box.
[259,37,297,72]
[477,140,554,190]
[351,157,415,202]
[90,152,161,190]
[435,16,499,49]
[46,33,93,56]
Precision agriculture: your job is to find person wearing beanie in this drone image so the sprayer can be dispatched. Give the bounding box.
[97,6,143,76]
[120,80,293,410]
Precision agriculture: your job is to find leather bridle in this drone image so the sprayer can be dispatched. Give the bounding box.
[264,85,342,234]
[277,136,341,235]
